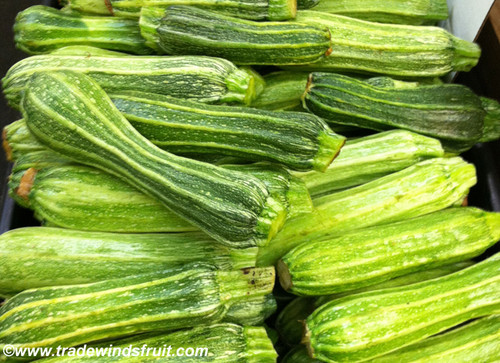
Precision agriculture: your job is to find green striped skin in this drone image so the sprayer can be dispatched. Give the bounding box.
[0,263,275,354]
[14,6,153,56]
[40,324,278,362]
[139,7,167,53]
[312,0,449,25]
[288,11,480,77]
[480,97,500,143]
[0,227,258,298]
[224,294,277,326]
[276,262,473,347]
[304,253,500,362]
[257,157,476,266]
[295,130,444,198]
[303,73,486,153]
[21,71,286,248]
[283,346,319,363]
[2,52,257,109]
[156,6,332,66]
[278,208,500,296]
[369,315,500,362]
[109,91,345,172]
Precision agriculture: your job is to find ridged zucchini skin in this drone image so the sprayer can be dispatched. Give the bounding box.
[304,252,500,362]
[0,227,258,297]
[295,130,444,198]
[109,91,345,171]
[14,6,153,56]
[303,73,487,153]
[312,0,449,25]
[156,6,332,65]
[288,11,480,77]
[369,315,500,363]
[2,51,257,108]
[278,207,500,296]
[21,71,286,248]
[257,157,476,266]
[0,263,275,354]
[224,294,277,326]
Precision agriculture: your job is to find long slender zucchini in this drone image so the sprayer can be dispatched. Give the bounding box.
[288,11,480,77]
[224,294,277,326]
[257,157,476,266]
[21,71,286,247]
[0,227,259,297]
[155,6,332,65]
[304,252,500,362]
[0,263,275,353]
[2,51,257,108]
[14,6,153,56]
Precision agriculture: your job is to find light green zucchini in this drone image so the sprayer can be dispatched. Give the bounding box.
[2,51,257,108]
[14,6,153,56]
[0,263,275,355]
[224,294,277,326]
[288,11,480,77]
[312,0,449,25]
[257,157,476,266]
[21,70,286,247]
[155,6,332,65]
[304,252,500,362]
[0,227,259,297]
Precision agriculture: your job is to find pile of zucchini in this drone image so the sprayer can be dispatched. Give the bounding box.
[1,0,499,361]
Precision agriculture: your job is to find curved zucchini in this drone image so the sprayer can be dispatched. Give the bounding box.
[2,51,257,108]
[288,11,480,77]
[21,70,286,247]
[225,294,277,326]
[304,252,500,362]
[14,6,153,56]
[156,6,332,65]
[0,263,275,353]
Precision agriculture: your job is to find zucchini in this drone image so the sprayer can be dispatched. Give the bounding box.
[295,130,444,198]
[2,51,257,108]
[288,11,480,77]
[14,6,153,56]
[480,97,500,143]
[139,7,167,54]
[257,157,476,266]
[304,252,500,362]
[224,294,277,326]
[312,0,449,25]
[297,0,319,10]
[21,70,286,247]
[303,73,491,153]
[0,263,275,353]
[155,6,332,65]
[0,226,258,297]
[278,207,500,296]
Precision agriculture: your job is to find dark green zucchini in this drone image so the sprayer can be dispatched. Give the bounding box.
[303,73,491,153]
[155,6,332,65]
[14,6,153,56]
[21,70,286,247]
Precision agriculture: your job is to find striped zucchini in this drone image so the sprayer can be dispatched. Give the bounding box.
[0,263,275,353]
[0,227,258,297]
[2,51,258,108]
[288,11,480,77]
[155,6,332,65]
[224,294,277,326]
[312,0,449,25]
[278,208,500,296]
[14,6,153,56]
[481,97,500,143]
[295,130,444,198]
[304,252,500,362]
[21,71,286,247]
[257,157,476,266]
[303,73,491,153]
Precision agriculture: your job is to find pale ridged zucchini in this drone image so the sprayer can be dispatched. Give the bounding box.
[21,71,286,247]
[2,51,257,108]
[288,11,480,77]
[0,263,275,353]
[155,6,332,65]
[14,6,153,56]
[312,0,449,25]
[304,253,500,362]
[257,157,476,266]
[0,227,259,297]
[224,294,277,326]
[278,208,500,296]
